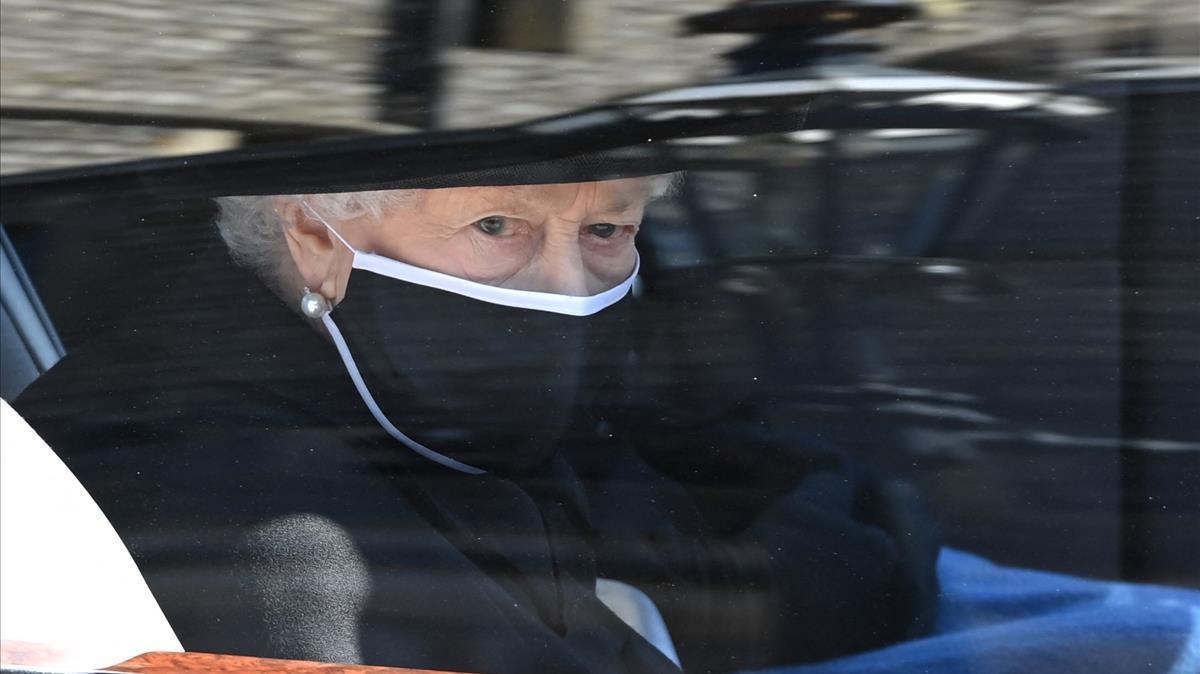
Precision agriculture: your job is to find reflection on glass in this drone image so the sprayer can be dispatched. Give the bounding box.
[1,1,1198,673]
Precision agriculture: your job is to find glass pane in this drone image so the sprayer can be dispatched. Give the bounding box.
[2,2,1197,673]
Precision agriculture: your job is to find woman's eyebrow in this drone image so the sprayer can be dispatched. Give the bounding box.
[592,188,654,216]
[453,186,647,221]
[450,191,529,221]
[594,204,650,226]
[597,196,641,213]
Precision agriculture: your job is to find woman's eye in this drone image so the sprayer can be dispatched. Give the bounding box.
[474,216,509,236]
[587,223,618,239]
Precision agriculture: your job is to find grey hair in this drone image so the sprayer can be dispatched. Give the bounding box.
[649,172,684,198]
[214,190,414,287]
[214,172,683,287]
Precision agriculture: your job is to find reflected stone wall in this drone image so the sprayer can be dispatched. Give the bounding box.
[0,0,742,173]
[1,0,1196,174]
[436,0,746,128]
[0,0,396,174]
[882,0,1200,77]
[0,0,389,122]
[0,119,181,175]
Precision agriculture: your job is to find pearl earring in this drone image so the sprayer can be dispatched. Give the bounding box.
[299,287,330,318]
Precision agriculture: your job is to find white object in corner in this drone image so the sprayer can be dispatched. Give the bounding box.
[0,399,183,669]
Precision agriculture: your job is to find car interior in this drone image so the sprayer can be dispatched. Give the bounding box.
[1,1,1197,672]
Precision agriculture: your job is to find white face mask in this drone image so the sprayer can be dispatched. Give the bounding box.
[302,206,640,475]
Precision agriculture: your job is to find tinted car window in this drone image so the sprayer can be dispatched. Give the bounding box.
[2,2,1197,673]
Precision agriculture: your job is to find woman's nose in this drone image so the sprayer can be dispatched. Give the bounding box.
[536,233,591,296]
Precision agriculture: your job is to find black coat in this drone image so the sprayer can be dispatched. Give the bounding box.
[16,244,939,674]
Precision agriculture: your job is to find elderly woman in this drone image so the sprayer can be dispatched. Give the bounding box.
[15,176,938,674]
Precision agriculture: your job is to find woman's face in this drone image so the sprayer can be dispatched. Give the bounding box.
[283,178,651,304]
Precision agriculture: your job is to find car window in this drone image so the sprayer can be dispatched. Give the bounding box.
[2,2,1197,673]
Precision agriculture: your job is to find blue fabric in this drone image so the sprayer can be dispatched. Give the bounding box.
[749,548,1200,674]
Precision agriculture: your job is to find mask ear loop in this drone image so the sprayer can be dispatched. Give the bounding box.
[297,202,488,475]
[322,312,488,475]
[300,202,357,254]
[298,202,354,314]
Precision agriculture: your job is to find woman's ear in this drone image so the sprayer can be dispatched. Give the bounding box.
[276,198,350,303]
